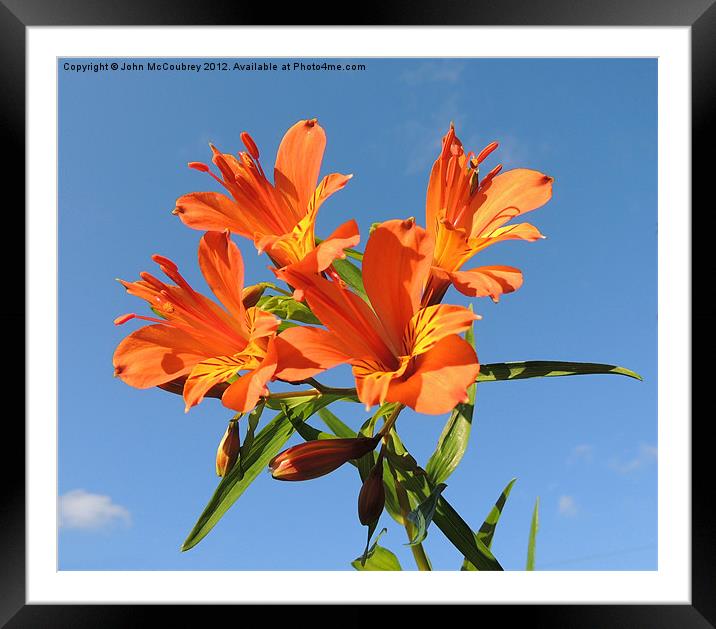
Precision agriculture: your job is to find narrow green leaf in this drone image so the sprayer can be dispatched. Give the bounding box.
[239,403,264,474]
[318,407,357,439]
[434,498,503,571]
[182,410,294,551]
[385,432,502,570]
[256,294,321,324]
[461,478,517,571]
[478,361,642,383]
[405,483,447,546]
[182,396,340,552]
[426,314,476,485]
[332,258,369,302]
[526,497,540,570]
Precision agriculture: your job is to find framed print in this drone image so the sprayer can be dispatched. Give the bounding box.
[5,0,709,624]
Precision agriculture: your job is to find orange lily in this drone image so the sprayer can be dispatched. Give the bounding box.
[423,124,554,306]
[273,219,480,415]
[173,119,358,273]
[112,231,279,413]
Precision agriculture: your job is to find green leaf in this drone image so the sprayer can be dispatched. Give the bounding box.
[182,396,340,552]
[318,407,357,439]
[461,478,516,571]
[477,361,643,383]
[405,483,446,546]
[352,538,402,571]
[182,410,294,552]
[526,497,540,570]
[239,403,264,475]
[426,315,476,485]
[256,294,321,324]
[385,432,502,570]
[332,258,369,302]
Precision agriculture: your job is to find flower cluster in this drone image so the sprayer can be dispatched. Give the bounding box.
[113,119,552,543]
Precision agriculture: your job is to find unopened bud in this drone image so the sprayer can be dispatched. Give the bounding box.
[358,459,385,526]
[269,437,379,481]
[216,421,240,477]
[242,283,267,308]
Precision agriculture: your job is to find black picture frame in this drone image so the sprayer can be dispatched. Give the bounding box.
[4,0,707,624]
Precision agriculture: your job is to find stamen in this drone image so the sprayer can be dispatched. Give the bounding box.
[151,255,179,274]
[188,161,210,172]
[240,132,260,160]
[476,141,499,164]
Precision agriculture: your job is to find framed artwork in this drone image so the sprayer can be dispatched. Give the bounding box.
[5,0,707,624]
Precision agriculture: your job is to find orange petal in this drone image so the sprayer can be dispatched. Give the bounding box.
[386,335,479,415]
[245,306,280,340]
[183,354,247,412]
[287,219,360,275]
[221,341,278,412]
[308,173,353,216]
[174,192,252,238]
[276,266,398,367]
[362,218,434,351]
[472,222,545,252]
[405,303,478,356]
[198,231,246,324]
[353,356,411,410]
[274,119,326,215]
[273,326,350,381]
[439,265,524,302]
[470,169,553,238]
[113,324,208,389]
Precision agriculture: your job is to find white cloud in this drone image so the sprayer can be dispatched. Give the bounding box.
[558,495,578,517]
[59,489,131,530]
[567,444,593,465]
[609,443,658,474]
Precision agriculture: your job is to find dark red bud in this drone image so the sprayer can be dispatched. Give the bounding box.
[269,437,378,481]
[358,460,385,526]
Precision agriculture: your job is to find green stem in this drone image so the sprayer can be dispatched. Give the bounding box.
[387,449,431,571]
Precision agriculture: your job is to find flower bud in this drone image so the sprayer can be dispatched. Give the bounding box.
[242,283,267,308]
[269,437,379,481]
[216,421,240,477]
[358,459,385,526]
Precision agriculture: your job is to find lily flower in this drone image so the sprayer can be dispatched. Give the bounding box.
[273,219,480,415]
[423,124,554,306]
[112,231,279,413]
[173,119,358,273]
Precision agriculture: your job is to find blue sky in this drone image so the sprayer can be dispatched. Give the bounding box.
[58,58,657,571]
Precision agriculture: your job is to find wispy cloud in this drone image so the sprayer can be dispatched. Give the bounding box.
[567,444,593,465]
[400,61,464,86]
[609,443,658,474]
[399,93,466,176]
[59,489,131,531]
[558,495,578,517]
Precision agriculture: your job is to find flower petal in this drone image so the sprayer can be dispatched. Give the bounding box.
[438,265,524,302]
[274,119,326,215]
[353,356,411,410]
[174,192,252,238]
[287,219,360,275]
[276,266,398,367]
[469,169,553,238]
[113,324,208,389]
[183,354,247,412]
[404,303,479,356]
[362,218,434,351]
[221,341,278,412]
[386,335,479,415]
[198,231,246,324]
[471,222,545,253]
[273,325,350,381]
